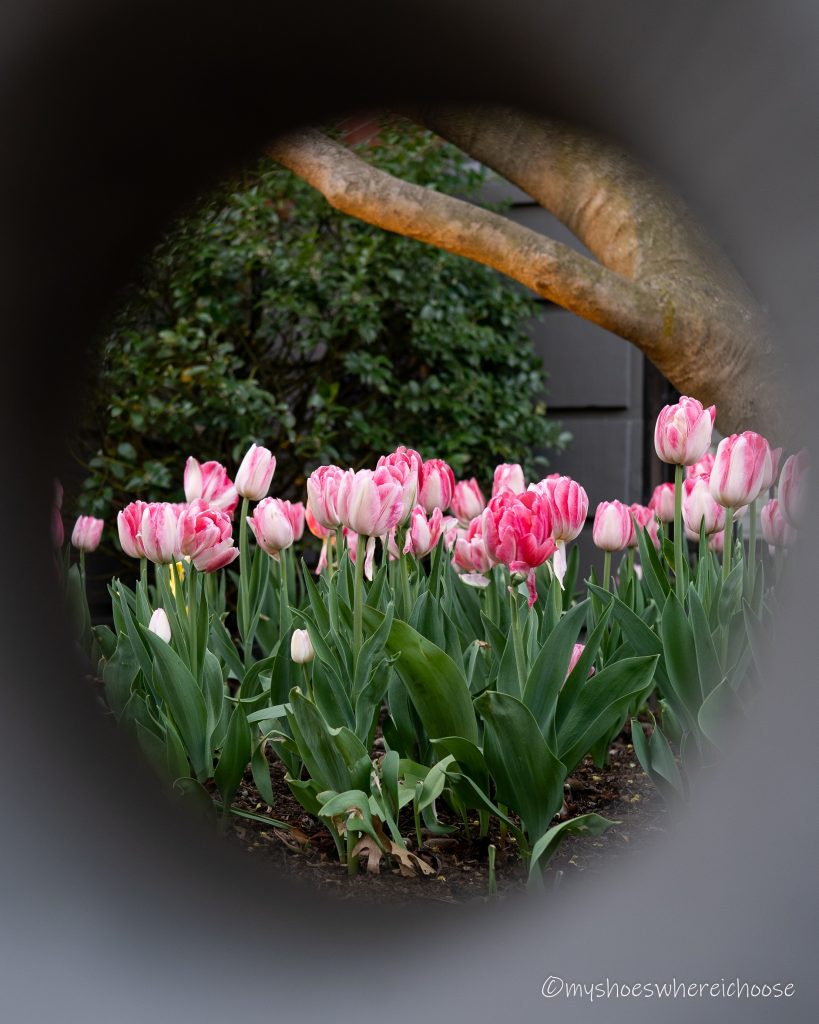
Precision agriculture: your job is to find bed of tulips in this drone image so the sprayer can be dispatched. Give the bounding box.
[54,397,808,891]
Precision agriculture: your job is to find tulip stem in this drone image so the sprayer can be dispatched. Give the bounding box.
[139,557,148,594]
[334,527,344,576]
[602,551,612,594]
[353,534,365,664]
[674,463,685,602]
[279,550,291,639]
[238,496,250,644]
[723,507,735,580]
[302,664,313,703]
[748,498,758,590]
[188,565,199,682]
[509,585,528,696]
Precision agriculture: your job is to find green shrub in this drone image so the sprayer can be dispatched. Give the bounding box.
[73,118,567,521]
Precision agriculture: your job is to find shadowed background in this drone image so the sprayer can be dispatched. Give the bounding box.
[0,1,817,1021]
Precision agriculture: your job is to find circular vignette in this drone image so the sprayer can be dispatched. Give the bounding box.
[1,1,817,1021]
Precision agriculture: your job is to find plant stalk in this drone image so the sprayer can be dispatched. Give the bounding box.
[674,463,685,601]
[353,533,366,663]
[723,507,735,580]
[509,585,528,695]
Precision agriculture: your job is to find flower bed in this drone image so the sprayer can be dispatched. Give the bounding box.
[55,399,808,894]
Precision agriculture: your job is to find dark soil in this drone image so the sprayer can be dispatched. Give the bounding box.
[225,724,669,905]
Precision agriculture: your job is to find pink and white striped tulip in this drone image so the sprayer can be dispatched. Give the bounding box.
[491,462,526,498]
[629,504,660,549]
[138,503,181,564]
[592,500,635,551]
[71,516,104,553]
[417,458,455,515]
[682,476,726,538]
[709,431,771,509]
[441,515,460,551]
[306,464,345,530]
[305,506,332,574]
[247,497,295,559]
[531,475,588,585]
[403,505,444,559]
[654,396,716,466]
[482,491,555,605]
[686,453,715,481]
[288,501,306,542]
[648,482,676,523]
[117,500,148,559]
[760,498,797,549]
[177,500,239,572]
[758,444,783,494]
[183,457,239,515]
[708,530,725,554]
[337,467,405,538]
[148,608,172,643]
[452,517,493,576]
[778,449,809,527]
[344,528,376,581]
[377,447,422,522]
[450,478,486,525]
[566,643,595,682]
[235,444,276,501]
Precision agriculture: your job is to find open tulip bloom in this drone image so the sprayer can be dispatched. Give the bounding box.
[59,421,800,887]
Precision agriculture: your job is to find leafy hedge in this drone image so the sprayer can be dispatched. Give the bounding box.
[73,119,567,521]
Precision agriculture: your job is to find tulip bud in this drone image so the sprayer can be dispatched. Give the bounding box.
[138,503,181,564]
[450,478,486,525]
[492,463,526,498]
[235,444,276,501]
[654,396,716,466]
[682,476,726,538]
[778,448,809,527]
[71,515,104,553]
[377,447,422,523]
[648,482,676,523]
[709,431,771,508]
[148,608,172,643]
[290,628,315,665]
[760,498,796,549]
[629,504,659,549]
[566,642,595,683]
[685,453,716,481]
[417,458,456,515]
[592,500,634,551]
[306,464,345,530]
[247,498,296,558]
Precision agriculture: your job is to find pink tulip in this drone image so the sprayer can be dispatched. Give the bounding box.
[183,457,239,516]
[648,482,676,523]
[288,501,306,542]
[629,504,659,549]
[306,464,345,530]
[344,528,376,581]
[377,447,422,522]
[682,476,726,538]
[117,500,148,558]
[452,518,493,575]
[758,445,782,493]
[566,643,595,682]
[51,506,64,548]
[71,516,104,553]
[760,498,796,549]
[531,475,588,585]
[337,467,404,538]
[492,462,526,498]
[247,498,295,559]
[685,453,716,481]
[778,448,809,527]
[305,505,331,540]
[138,503,181,564]
[708,530,725,554]
[482,491,555,606]
[235,444,276,501]
[709,431,771,508]
[592,500,634,551]
[417,458,455,515]
[441,515,460,551]
[403,505,444,558]
[450,478,486,525]
[177,500,239,572]
[654,397,716,466]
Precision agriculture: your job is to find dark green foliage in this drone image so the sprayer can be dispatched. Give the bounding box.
[74,119,566,521]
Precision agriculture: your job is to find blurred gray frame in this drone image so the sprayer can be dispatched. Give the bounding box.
[0,1,817,1021]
